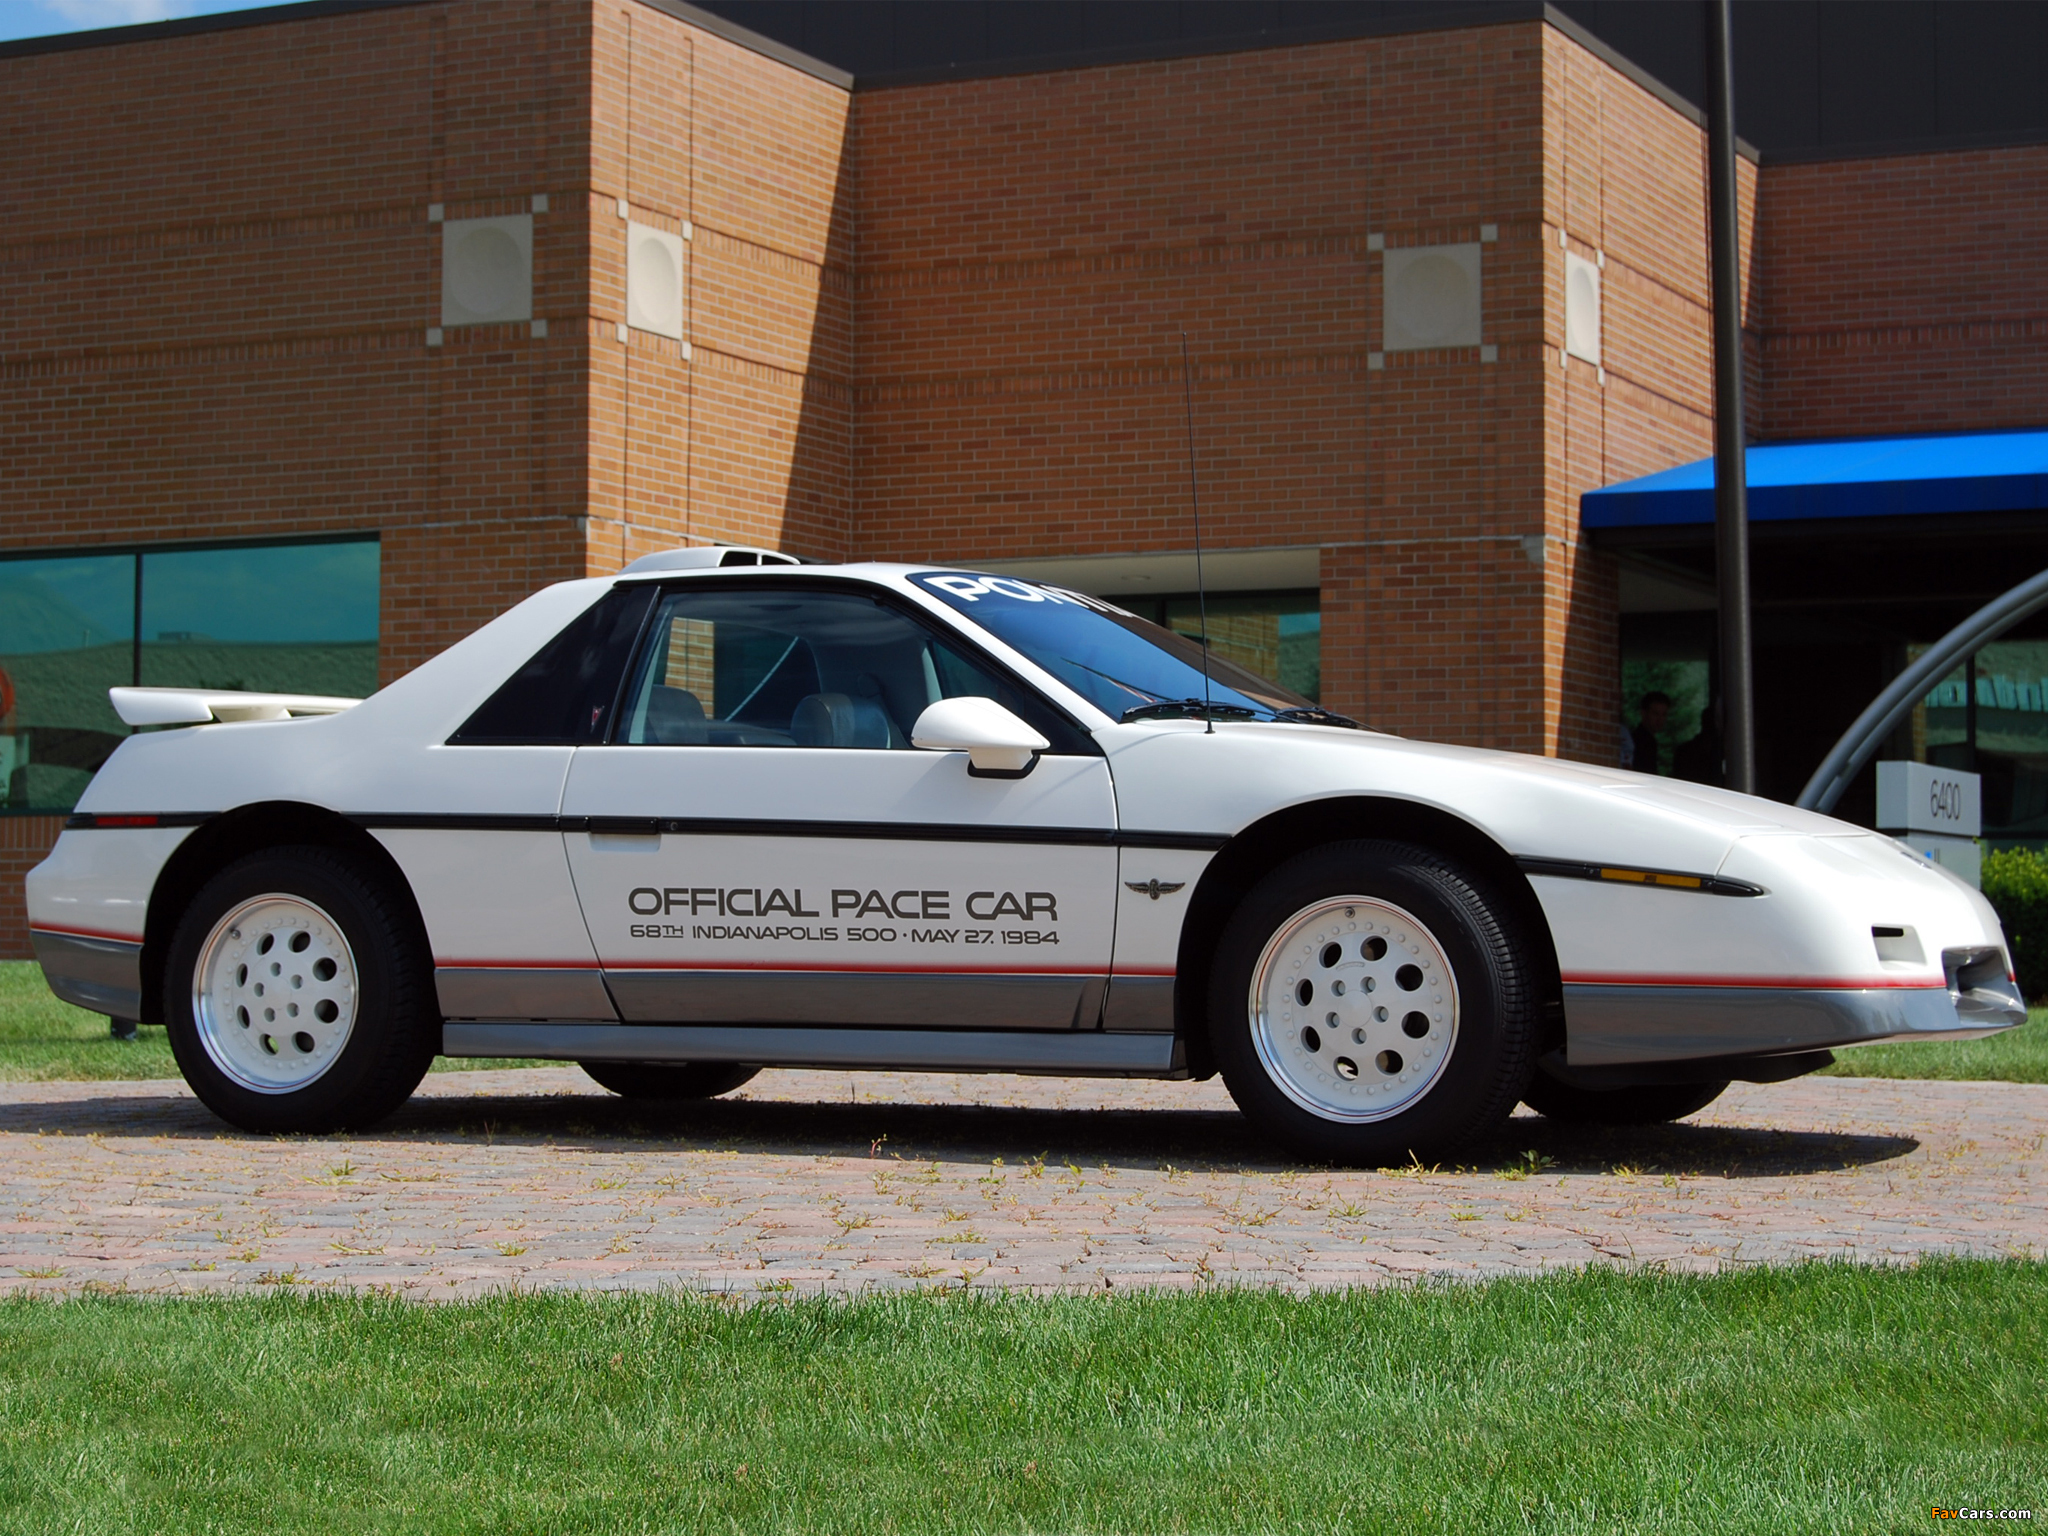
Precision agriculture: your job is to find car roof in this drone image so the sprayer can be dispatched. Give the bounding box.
[612,560,968,590]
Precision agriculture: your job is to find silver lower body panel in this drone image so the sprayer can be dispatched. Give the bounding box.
[442,1021,1181,1077]
[1565,978,2027,1066]
[601,970,1105,1031]
[436,967,618,1021]
[1101,975,1176,1032]
[31,929,143,1019]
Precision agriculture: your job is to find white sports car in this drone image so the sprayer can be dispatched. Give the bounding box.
[26,551,2026,1161]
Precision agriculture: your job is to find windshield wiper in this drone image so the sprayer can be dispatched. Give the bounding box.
[1271,705,1363,730]
[1120,698,1259,723]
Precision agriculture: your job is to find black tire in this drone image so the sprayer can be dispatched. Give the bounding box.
[578,1061,761,1100]
[1209,840,1541,1165]
[1521,1073,1727,1125]
[163,846,437,1135]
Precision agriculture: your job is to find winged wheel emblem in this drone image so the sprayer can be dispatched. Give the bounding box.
[1125,879,1187,901]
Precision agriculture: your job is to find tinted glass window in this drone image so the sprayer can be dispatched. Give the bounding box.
[0,554,135,813]
[913,572,1315,721]
[616,585,1093,754]
[452,584,656,744]
[140,541,379,699]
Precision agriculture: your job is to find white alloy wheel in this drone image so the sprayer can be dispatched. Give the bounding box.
[1248,896,1460,1123]
[192,893,359,1094]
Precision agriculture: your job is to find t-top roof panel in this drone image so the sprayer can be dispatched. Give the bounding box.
[1581,429,2048,528]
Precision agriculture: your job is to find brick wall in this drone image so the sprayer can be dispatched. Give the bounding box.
[849,28,1537,743]
[586,2,853,572]
[1755,146,2048,439]
[0,2,601,689]
[0,819,64,963]
[1538,26,1773,765]
[846,21,1741,761]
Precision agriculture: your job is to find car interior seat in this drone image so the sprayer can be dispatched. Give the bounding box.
[791,692,892,748]
[645,685,708,744]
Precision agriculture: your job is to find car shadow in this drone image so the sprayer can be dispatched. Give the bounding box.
[0,1084,1920,1178]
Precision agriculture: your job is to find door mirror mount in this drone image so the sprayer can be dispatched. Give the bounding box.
[911,697,1050,778]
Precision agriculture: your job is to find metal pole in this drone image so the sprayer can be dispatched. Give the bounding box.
[1704,0,1754,794]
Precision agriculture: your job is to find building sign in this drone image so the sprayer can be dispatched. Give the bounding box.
[1876,760,1981,838]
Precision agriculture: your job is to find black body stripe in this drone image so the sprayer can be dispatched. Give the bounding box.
[350,813,563,833]
[353,811,1228,849]
[67,808,1229,850]
[1514,854,1765,898]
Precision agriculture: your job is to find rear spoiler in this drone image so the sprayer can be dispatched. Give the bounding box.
[109,687,362,726]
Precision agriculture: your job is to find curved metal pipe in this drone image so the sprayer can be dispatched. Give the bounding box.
[1796,566,2048,813]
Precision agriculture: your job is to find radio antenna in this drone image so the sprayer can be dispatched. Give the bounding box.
[1179,331,1214,734]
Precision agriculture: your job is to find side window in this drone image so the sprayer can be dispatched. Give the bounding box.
[615,586,1092,753]
[450,585,656,744]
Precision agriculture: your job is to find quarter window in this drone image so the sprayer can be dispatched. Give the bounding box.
[451,584,656,745]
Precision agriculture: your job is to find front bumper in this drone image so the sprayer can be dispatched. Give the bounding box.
[1565,973,2026,1067]
[30,929,145,1020]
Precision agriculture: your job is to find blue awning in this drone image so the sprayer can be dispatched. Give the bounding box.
[1580,428,2048,529]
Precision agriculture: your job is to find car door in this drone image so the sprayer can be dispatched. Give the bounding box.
[561,579,1119,1030]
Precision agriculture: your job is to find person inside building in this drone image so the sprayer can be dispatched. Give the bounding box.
[1672,697,1723,785]
[1630,691,1671,776]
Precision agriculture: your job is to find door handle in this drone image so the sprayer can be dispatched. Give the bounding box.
[571,816,662,836]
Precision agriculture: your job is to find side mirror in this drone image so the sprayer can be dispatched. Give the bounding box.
[911,697,1050,778]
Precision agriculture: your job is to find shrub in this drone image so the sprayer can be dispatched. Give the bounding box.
[1982,846,2048,1002]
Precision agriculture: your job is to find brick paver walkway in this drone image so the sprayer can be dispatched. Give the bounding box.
[1,1068,2041,1296]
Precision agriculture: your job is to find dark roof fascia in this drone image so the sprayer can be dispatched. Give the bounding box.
[848,2,1759,162]
[0,0,430,60]
[1760,125,2048,168]
[632,0,852,90]
[853,2,1534,91]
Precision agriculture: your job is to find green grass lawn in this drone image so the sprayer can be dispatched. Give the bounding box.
[0,1260,2038,1533]
[0,961,534,1081]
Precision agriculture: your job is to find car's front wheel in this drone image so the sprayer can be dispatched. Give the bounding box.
[1210,840,1540,1165]
[164,846,437,1135]
[578,1061,761,1100]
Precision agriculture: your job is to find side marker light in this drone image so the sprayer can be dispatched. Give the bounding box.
[1599,867,1702,889]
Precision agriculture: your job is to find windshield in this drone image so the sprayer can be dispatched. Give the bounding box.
[913,572,1348,725]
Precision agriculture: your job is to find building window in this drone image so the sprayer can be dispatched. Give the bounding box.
[0,537,378,815]
[1618,612,1716,781]
[1108,589,1321,703]
[1917,641,2048,847]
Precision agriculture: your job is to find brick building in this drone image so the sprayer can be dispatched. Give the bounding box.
[3,0,2044,957]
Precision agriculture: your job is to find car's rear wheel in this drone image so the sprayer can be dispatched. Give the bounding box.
[1210,840,1540,1165]
[164,846,436,1135]
[1521,1073,1727,1124]
[578,1061,761,1100]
